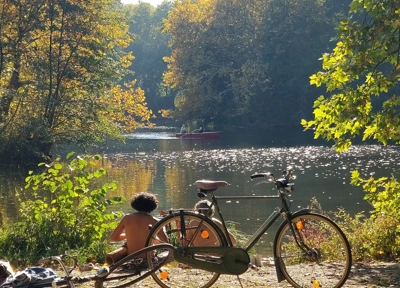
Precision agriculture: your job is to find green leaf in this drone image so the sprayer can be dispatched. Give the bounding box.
[66,152,75,159]
[54,163,63,170]
[108,182,117,190]
[94,168,106,178]
[94,154,102,160]
[75,188,85,194]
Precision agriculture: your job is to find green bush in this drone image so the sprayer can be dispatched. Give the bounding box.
[349,171,400,260]
[334,209,400,261]
[309,197,400,261]
[0,152,123,265]
[351,170,400,220]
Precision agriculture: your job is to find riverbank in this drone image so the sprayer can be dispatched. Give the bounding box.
[68,261,399,287]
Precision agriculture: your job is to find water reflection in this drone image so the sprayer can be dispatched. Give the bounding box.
[1,128,398,256]
[0,165,27,224]
[103,144,394,254]
[123,131,176,140]
[97,144,384,214]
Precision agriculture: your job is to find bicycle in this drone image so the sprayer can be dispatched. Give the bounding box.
[145,167,352,288]
[1,244,174,288]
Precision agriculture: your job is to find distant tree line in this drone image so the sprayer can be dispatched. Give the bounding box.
[127,0,351,129]
[0,0,352,161]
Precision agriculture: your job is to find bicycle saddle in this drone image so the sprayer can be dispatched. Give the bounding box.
[194,180,228,190]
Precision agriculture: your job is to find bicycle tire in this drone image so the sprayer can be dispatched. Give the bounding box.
[145,211,228,288]
[100,243,174,288]
[274,213,352,288]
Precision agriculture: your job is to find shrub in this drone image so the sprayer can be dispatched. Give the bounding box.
[309,197,400,261]
[0,152,123,265]
[351,171,400,220]
[334,209,400,261]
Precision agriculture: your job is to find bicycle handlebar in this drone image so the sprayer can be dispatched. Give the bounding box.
[251,167,295,193]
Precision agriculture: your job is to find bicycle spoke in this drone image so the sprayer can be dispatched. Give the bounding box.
[146,212,226,288]
[275,213,351,288]
[102,244,174,288]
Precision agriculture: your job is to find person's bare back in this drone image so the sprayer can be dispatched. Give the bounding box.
[109,192,161,258]
[110,211,158,254]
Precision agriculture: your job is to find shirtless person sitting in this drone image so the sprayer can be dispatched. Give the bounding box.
[109,192,166,260]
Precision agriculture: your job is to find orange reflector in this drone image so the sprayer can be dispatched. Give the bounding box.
[201,230,209,239]
[296,220,304,230]
[160,271,169,280]
[312,280,321,288]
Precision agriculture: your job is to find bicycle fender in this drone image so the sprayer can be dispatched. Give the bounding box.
[290,208,310,217]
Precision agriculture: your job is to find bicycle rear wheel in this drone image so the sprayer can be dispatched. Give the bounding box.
[101,243,174,288]
[274,213,352,288]
[145,211,228,288]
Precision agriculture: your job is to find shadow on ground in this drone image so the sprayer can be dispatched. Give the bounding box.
[347,262,400,287]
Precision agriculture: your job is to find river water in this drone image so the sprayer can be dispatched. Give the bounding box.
[1,127,398,255]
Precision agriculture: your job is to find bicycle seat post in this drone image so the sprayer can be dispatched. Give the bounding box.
[210,193,234,247]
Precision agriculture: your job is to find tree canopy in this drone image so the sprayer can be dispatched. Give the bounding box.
[162,0,347,127]
[303,0,400,221]
[0,0,153,162]
[163,0,269,125]
[303,0,400,151]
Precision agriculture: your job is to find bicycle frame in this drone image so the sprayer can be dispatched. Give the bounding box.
[150,169,352,288]
[212,193,283,250]
[211,191,310,249]
[170,188,310,276]
[211,191,312,280]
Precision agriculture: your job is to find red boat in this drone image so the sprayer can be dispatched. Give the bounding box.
[175,131,222,139]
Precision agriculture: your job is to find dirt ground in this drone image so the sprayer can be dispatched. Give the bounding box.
[72,261,399,287]
[5,261,398,287]
[133,262,400,288]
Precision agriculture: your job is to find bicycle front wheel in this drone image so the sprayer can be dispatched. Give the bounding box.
[146,211,228,288]
[101,243,174,288]
[274,213,351,288]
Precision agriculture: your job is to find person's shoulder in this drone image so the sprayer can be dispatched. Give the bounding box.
[133,211,157,220]
[124,212,145,219]
[124,212,151,223]
[121,213,134,220]
[116,213,131,225]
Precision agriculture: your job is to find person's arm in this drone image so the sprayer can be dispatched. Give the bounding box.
[156,229,169,243]
[110,216,127,242]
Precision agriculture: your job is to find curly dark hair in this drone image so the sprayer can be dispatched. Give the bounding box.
[130,192,158,213]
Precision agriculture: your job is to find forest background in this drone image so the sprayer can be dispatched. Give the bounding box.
[0,0,350,163]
